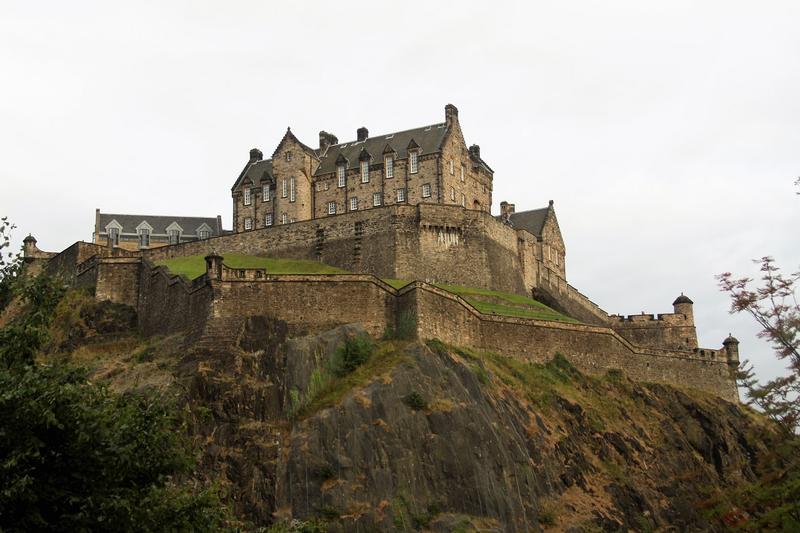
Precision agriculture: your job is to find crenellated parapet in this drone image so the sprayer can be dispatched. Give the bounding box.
[610,293,699,351]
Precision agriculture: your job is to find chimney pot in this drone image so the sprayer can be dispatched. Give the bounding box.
[445,103,459,127]
[469,144,481,160]
[249,148,263,163]
[357,127,369,142]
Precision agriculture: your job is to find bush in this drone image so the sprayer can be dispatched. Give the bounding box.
[329,334,374,377]
[0,363,230,531]
[404,390,428,411]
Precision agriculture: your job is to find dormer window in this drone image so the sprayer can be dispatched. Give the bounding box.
[384,156,393,178]
[138,228,150,248]
[263,185,270,202]
[243,187,251,205]
[337,165,346,187]
[360,161,369,183]
[409,151,419,174]
[168,229,181,245]
[108,228,119,246]
[198,229,211,239]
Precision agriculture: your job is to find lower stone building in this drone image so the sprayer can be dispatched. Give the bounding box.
[93,210,226,251]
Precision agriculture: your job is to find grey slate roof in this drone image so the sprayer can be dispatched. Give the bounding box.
[97,213,222,236]
[505,207,550,237]
[314,123,448,175]
[232,159,273,192]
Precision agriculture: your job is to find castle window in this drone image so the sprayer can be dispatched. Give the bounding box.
[263,185,270,202]
[409,151,418,174]
[244,217,253,230]
[316,182,323,192]
[350,197,358,211]
[385,156,393,178]
[373,192,382,207]
[243,187,251,206]
[396,188,406,202]
[337,165,346,187]
[285,151,292,162]
[422,183,431,198]
[460,193,466,207]
[450,187,456,202]
[138,228,150,248]
[289,176,296,202]
[108,228,119,246]
[290,217,295,223]
[460,165,465,182]
[449,160,454,175]
[198,229,210,240]
[282,179,287,198]
[265,213,273,226]
[281,213,288,225]
[360,161,369,183]
[168,229,181,245]
[328,201,336,215]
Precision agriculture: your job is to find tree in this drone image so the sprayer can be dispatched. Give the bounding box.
[717,257,800,434]
[0,217,22,310]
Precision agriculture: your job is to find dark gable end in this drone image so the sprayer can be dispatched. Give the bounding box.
[314,123,447,176]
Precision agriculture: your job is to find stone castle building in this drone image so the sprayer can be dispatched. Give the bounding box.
[19,104,741,402]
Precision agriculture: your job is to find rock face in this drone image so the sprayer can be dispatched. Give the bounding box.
[174,318,773,531]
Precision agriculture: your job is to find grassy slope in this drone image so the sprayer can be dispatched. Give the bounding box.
[155,254,348,279]
[157,255,575,323]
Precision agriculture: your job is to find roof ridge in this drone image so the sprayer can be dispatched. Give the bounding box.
[323,122,446,151]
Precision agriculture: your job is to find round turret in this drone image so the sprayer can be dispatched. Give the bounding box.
[22,234,39,259]
[723,333,740,363]
[672,293,694,323]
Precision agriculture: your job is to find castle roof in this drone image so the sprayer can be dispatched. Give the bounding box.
[231,158,274,191]
[672,294,694,305]
[314,122,448,175]
[505,207,550,237]
[96,212,223,237]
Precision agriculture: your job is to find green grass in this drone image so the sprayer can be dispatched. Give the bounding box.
[383,278,412,289]
[155,254,349,280]
[435,283,579,323]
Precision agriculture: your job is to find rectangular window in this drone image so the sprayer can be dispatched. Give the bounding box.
[337,165,346,187]
[396,188,406,202]
[373,192,381,207]
[328,201,336,215]
[360,161,369,183]
[108,228,119,246]
[138,229,150,248]
[461,193,466,207]
[350,197,358,211]
[316,182,323,192]
[282,179,287,198]
[243,187,251,205]
[422,183,431,198]
[384,156,393,178]
[450,187,456,201]
[460,165,465,182]
[168,229,180,245]
[449,160,454,175]
[265,213,273,226]
[199,229,210,240]
[409,151,418,174]
[263,185,270,201]
[281,213,288,224]
[289,176,296,202]
[244,218,253,230]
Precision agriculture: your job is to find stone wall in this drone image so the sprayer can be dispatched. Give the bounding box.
[610,313,699,352]
[95,258,141,308]
[45,242,107,284]
[136,262,213,340]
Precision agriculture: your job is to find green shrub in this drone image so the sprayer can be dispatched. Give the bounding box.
[404,390,428,411]
[329,334,374,377]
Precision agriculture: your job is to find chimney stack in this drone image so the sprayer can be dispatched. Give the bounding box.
[468,144,480,160]
[357,127,369,142]
[319,131,338,153]
[445,103,459,127]
[500,201,515,221]
[249,148,263,163]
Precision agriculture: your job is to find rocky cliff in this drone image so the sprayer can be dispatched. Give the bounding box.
[68,309,776,532]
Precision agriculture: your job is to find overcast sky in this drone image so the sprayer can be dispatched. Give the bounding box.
[2,1,798,384]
